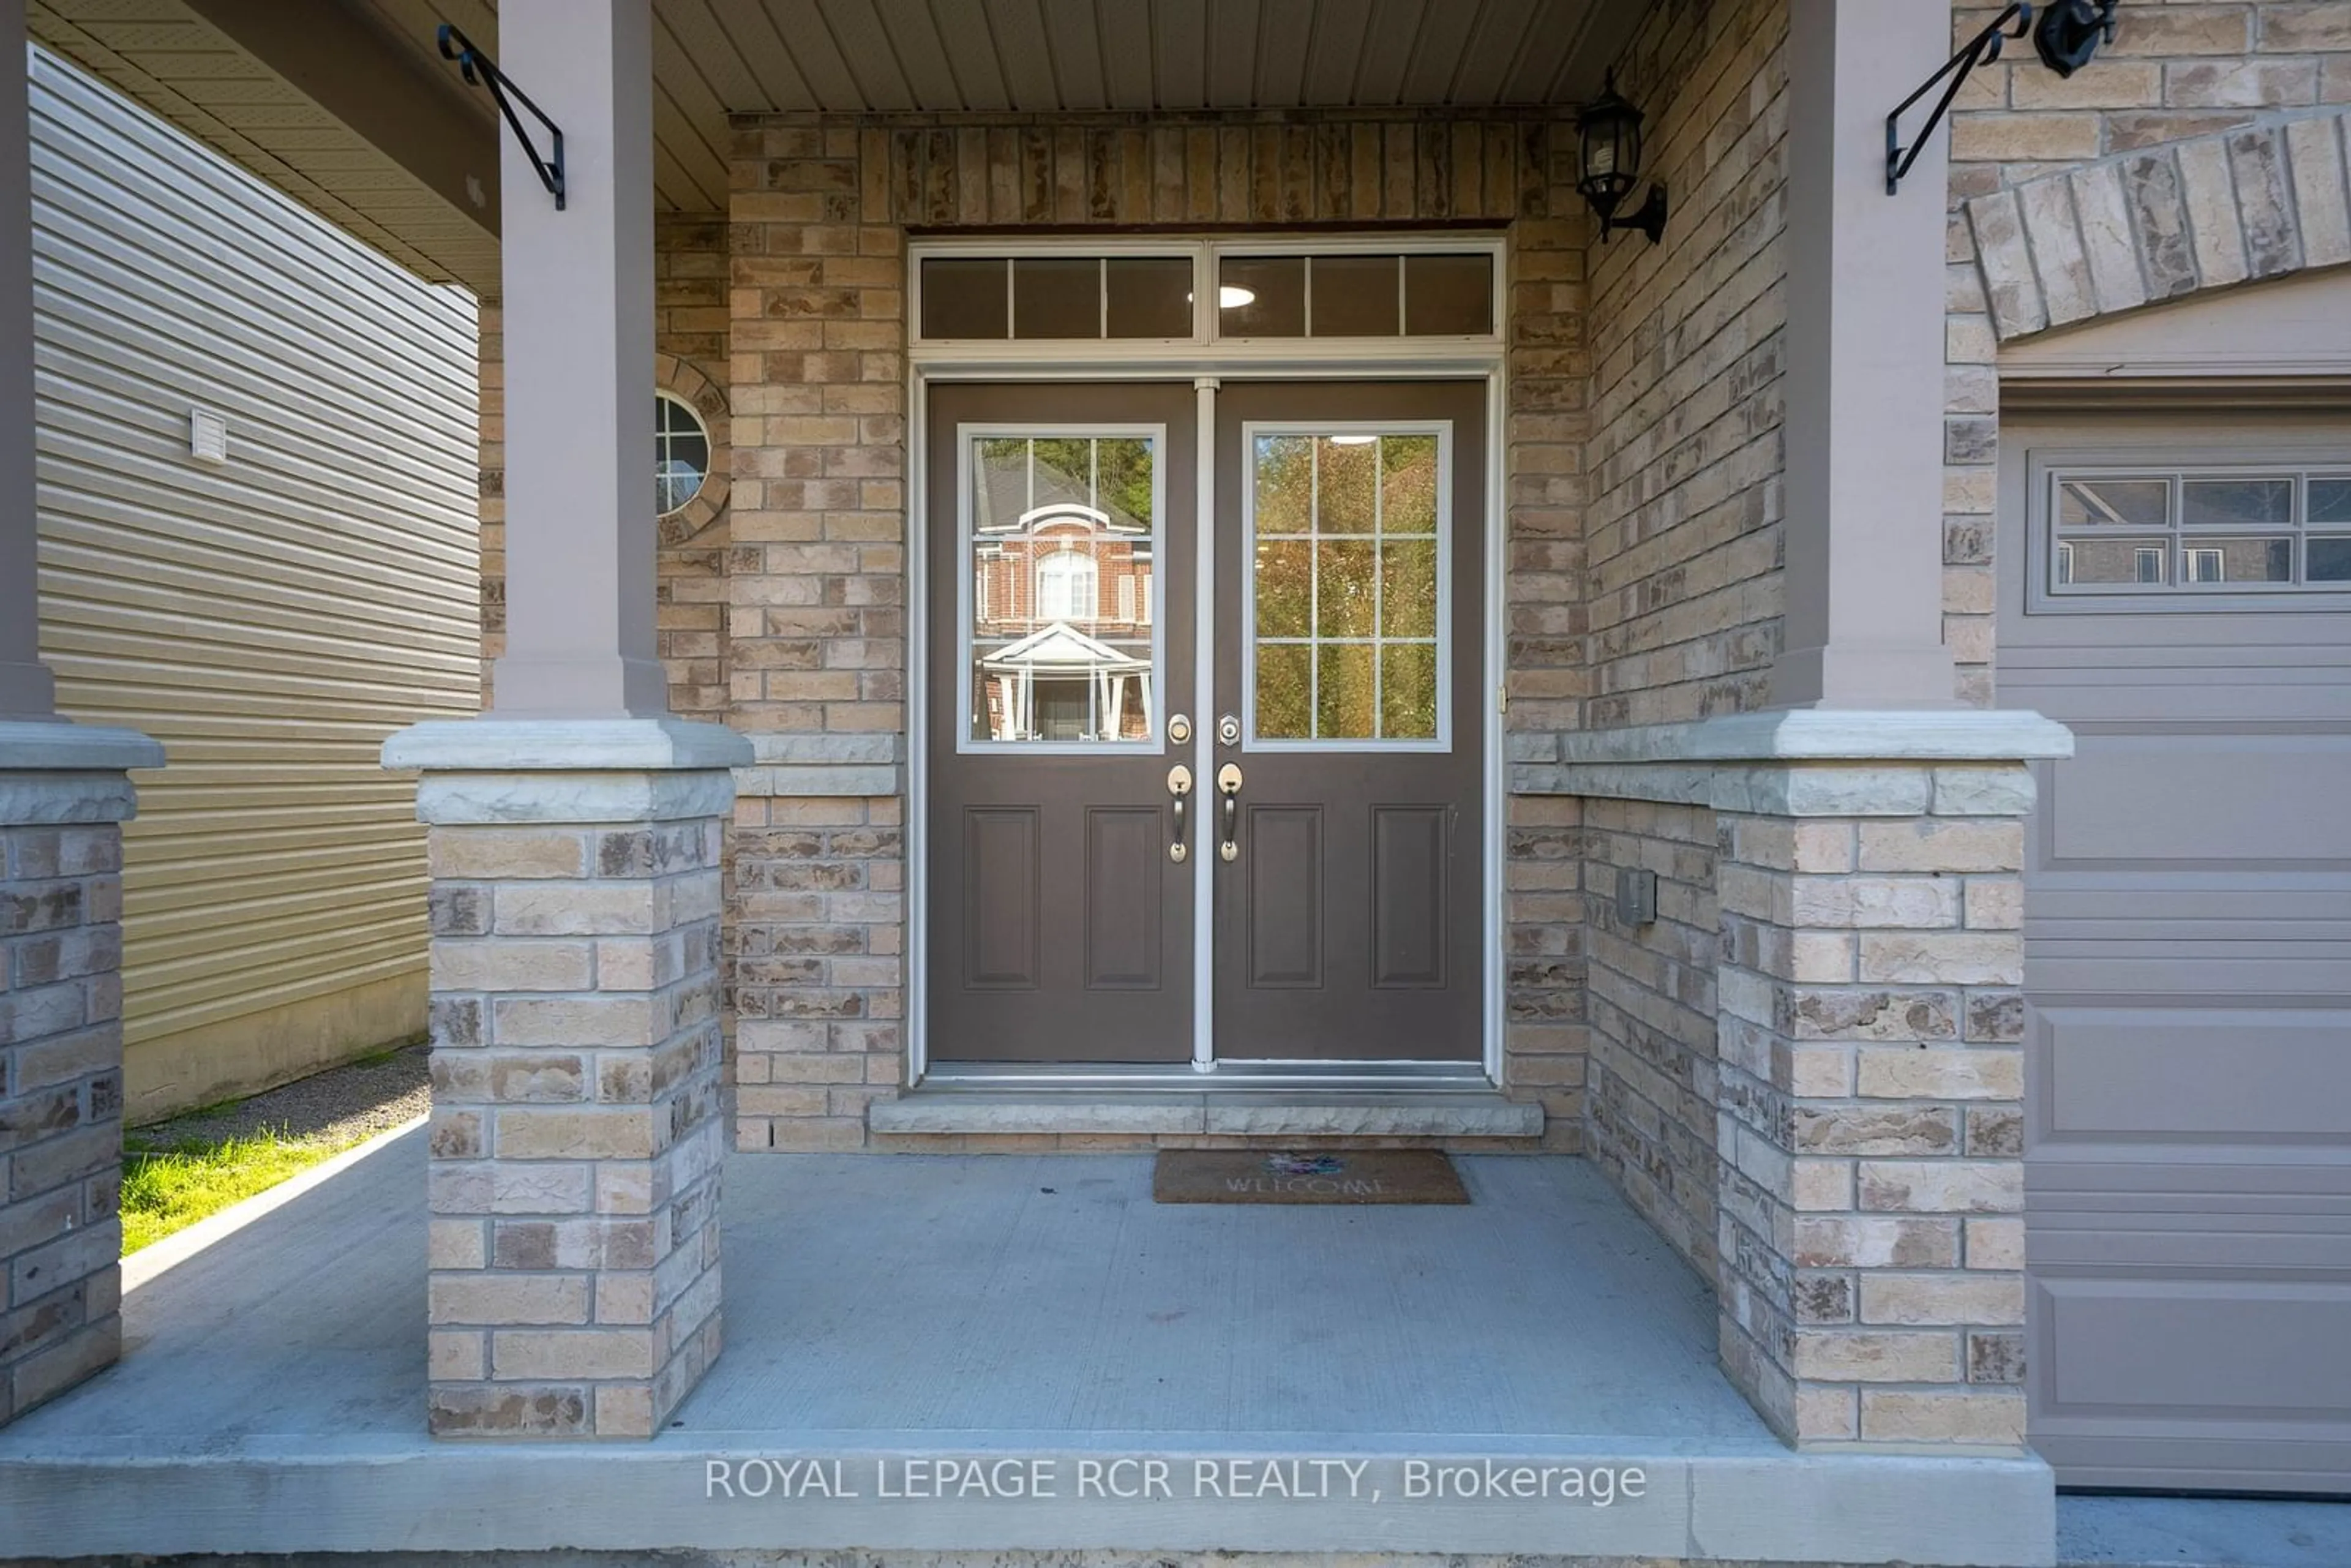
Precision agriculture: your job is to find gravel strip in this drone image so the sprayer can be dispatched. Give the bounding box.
[131,1043,431,1150]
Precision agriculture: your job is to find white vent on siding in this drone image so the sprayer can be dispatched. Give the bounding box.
[189,407,228,464]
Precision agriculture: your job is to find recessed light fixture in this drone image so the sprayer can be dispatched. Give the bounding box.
[1218,285,1256,309]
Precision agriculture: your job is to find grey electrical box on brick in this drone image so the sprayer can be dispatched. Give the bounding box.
[1616,866,1657,926]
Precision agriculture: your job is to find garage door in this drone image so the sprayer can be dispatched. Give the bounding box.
[1997,411,2351,1493]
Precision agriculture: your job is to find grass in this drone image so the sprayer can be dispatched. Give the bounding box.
[119,1127,369,1255]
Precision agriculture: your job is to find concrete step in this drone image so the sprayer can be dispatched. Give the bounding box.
[867,1087,1544,1139]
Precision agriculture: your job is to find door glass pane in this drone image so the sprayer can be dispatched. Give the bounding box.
[1106,257,1192,337]
[1013,257,1101,339]
[1309,255,1400,336]
[967,432,1158,745]
[921,257,1008,339]
[1316,436,1378,531]
[1255,644,1312,740]
[1316,644,1376,738]
[1380,643,1438,738]
[1248,429,1445,746]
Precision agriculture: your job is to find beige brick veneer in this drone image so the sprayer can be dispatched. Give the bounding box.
[1583,0,1788,729]
[417,769,731,1438]
[1715,762,2031,1446]
[1537,749,2038,1447]
[0,768,140,1426]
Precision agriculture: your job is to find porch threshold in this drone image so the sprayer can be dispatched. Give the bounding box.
[869,1085,1545,1138]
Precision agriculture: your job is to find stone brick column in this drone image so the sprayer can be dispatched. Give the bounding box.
[0,726,163,1427]
[386,720,750,1439]
[1534,710,2071,1450]
[1714,756,2047,1446]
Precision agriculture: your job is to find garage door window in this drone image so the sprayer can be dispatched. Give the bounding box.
[2043,467,2351,600]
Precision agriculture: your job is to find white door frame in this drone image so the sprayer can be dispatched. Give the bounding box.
[904,240,1509,1089]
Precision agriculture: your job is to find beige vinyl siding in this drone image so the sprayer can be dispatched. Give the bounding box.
[28,47,479,1120]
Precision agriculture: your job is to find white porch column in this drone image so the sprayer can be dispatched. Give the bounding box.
[0,0,165,1428]
[0,0,47,724]
[384,0,748,1441]
[1768,0,1960,710]
[490,0,665,718]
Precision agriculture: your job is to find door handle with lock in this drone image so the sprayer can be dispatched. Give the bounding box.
[1216,763,1242,863]
[1166,764,1193,863]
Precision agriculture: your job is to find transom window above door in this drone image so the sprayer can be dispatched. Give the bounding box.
[913,240,1501,346]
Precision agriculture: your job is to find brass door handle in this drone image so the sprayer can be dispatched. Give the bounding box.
[1216,763,1242,863]
[1168,764,1193,863]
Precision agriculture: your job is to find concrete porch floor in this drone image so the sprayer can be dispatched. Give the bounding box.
[0,1130,2053,1566]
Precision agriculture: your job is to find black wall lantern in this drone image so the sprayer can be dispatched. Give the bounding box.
[2035,0,2121,77]
[1578,73,1669,245]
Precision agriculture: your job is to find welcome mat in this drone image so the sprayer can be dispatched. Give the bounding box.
[1152,1150,1468,1205]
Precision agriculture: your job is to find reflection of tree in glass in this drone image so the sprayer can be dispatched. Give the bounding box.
[1257,645,1311,739]
[1318,645,1375,738]
[1381,435,1439,533]
[1382,645,1437,738]
[1256,436,1313,533]
[1098,439,1154,528]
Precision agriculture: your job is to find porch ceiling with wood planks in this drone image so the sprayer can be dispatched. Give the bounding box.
[24,0,1646,294]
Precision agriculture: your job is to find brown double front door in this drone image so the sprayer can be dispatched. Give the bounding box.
[926,379,1485,1066]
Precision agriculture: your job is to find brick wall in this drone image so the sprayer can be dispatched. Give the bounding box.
[1527,756,2038,1446]
[1581,797,1720,1278]
[0,806,127,1424]
[1942,2,2351,704]
[722,111,1595,1150]
[1583,0,1788,732]
[1566,0,1785,1266]
[419,781,730,1438]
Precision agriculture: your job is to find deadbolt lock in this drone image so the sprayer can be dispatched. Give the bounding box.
[1217,713,1241,745]
[1168,713,1192,744]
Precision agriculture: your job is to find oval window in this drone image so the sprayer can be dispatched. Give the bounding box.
[656,391,711,516]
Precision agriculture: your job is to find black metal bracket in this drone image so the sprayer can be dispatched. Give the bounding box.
[1599,184,1670,246]
[1886,2,2033,195]
[438,24,565,211]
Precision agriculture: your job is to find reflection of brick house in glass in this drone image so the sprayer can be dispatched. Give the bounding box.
[969,436,1156,741]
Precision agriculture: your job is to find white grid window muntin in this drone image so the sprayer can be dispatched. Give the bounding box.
[2044,467,2351,598]
[1242,420,1452,752]
[956,423,1167,754]
[908,236,1507,349]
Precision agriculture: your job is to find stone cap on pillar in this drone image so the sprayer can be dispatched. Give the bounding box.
[0,719,167,827]
[382,716,754,773]
[1513,710,2077,812]
[382,716,755,827]
[1544,710,2075,768]
[0,718,168,773]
